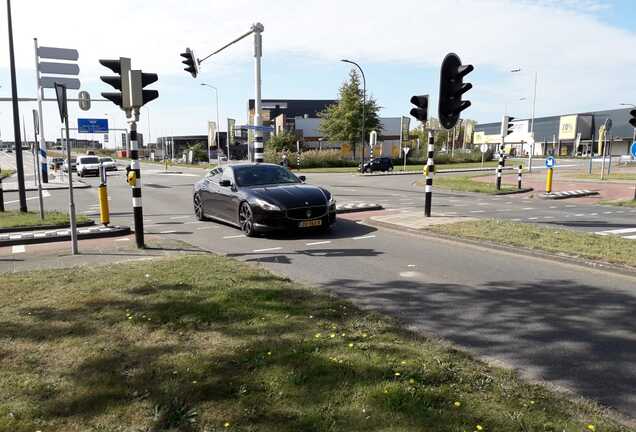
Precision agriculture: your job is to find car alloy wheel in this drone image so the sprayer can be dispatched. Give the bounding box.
[193,193,205,221]
[239,202,255,237]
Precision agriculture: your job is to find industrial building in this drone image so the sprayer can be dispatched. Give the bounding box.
[474,107,635,157]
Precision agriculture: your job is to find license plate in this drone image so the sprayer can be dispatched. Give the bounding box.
[299,219,322,228]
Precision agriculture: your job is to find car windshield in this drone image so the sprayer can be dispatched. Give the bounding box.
[80,157,99,164]
[100,158,113,162]
[234,165,300,187]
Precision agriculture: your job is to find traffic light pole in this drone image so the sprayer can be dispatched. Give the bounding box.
[128,110,144,248]
[496,136,505,191]
[253,26,264,163]
[424,131,435,217]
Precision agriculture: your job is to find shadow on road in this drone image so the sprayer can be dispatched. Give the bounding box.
[322,276,636,417]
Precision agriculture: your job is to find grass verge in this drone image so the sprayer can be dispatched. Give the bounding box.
[417,175,517,194]
[0,255,629,431]
[565,172,636,181]
[0,168,15,180]
[599,199,636,208]
[428,219,636,268]
[0,210,90,230]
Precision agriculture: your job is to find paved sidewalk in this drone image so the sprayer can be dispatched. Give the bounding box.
[367,211,476,230]
[1,178,89,192]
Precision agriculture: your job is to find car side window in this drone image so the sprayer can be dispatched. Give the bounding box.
[221,167,234,184]
[207,167,223,182]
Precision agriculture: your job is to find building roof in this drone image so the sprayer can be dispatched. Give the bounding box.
[247,99,337,118]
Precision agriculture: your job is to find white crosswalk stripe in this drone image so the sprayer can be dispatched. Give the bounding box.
[594,227,636,240]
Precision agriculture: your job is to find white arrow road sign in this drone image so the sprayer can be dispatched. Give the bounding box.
[38,62,79,75]
[37,46,79,61]
[40,76,81,90]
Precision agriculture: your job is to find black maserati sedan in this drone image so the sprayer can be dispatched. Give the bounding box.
[193,163,336,236]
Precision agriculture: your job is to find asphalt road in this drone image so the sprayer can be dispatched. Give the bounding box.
[2,157,636,419]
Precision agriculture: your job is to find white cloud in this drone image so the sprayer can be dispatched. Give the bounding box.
[0,0,634,140]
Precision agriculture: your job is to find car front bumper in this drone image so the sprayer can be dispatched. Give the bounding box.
[252,205,337,232]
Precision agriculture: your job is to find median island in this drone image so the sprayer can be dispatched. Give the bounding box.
[0,254,627,431]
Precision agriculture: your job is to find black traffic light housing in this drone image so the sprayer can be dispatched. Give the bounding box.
[99,58,130,109]
[438,53,473,130]
[501,115,515,136]
[180,48,199,78]
[410,95,429,122]
[629,109,636,128]
[140,72,159,106]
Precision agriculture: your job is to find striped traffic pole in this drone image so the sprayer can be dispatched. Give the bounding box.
[517,164,523,189]
[253,26,264,163]
[424,130,435,217]
[129,118,144,248]
[296,140,301,170]
[496,138,505,190]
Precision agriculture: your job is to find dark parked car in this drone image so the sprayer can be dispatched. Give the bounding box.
[359,157,393,173]
[49,157,64,170]
[193,163,336,236]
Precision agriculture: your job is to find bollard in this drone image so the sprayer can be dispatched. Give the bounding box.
[0,170,4,212]
[546,167,553,193]
[98,164,110,226]
[517,165,523,189]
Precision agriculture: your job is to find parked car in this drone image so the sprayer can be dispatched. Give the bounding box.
[99,157,118,171]
[359,157,394,173]
[63,158,77,172]
[76,155,101,177]
[49,157,64,170]
[193,163,336,237]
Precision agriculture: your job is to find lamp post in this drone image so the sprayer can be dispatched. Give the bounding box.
[341,59,366,165]
[201,83,221,164]
[512,68,538,172]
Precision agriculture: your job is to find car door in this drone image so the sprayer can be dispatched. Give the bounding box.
[200,168,221,217]
[217,167,239,223]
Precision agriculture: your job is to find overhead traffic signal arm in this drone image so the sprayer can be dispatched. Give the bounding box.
[410,95,429,122]
[438,53,474,130]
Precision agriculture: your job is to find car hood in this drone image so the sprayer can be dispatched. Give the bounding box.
[249,184,328,208]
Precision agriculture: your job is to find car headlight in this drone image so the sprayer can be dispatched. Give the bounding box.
[328,195,336,206]
[254,198,281,211]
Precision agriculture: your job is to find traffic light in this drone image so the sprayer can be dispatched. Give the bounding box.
[180,48,199,78]
[99,58,131,109]
[410,95,429,122]
[438,53,473,130]
[629,109,636,128]
[501,115,515,137]
[129,70,159,107]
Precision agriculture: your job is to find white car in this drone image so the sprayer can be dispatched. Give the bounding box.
[99,157,118,171]
[76,155,102,177]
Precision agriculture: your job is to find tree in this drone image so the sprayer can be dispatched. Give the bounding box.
[319,69,381,160]
[187,143,208,163]
[267,131,298,152]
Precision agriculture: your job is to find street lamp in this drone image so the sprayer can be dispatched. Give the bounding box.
[341,59,366,164]
[201,83,223,164]
[511,67,538,172]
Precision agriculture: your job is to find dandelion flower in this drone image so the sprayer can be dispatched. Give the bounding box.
[314,333,321,338]
[394,372,401,377]
[145,274,150,278]
[401,361,406,365]
[476,425,483,431]
[330,333,336,338]
[348,343,354,348]
[454,401,461,407]
[192,380,197,384]
[587,425,595,432]
[267,351,272,356]
[224,422,231,428]
[362,333,368,338]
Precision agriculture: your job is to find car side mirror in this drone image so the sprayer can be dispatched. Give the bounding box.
[298,175,306,182]
[219,179,232,187]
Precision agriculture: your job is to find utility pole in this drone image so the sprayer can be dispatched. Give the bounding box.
[6,0,27,212]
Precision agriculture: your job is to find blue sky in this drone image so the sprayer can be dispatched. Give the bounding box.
[1,0,636,145]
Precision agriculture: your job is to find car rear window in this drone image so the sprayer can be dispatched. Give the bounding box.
[79,157,99,164]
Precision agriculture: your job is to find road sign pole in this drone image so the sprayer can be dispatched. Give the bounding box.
[33,38,49,183]
[64,116,79,255]
[424,131,435,217]
[129,113,144,248]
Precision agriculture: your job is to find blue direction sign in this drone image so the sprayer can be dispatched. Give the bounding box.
[545,156,556,168]
[630,142,636,158]
[78,118,109,133]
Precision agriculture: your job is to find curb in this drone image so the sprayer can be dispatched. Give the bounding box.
[494,187,534,195]
[540,190,599,200]
[1,225,131,247]
[336,203,383,214]
[364,218,636,278]
[0,220,95,234]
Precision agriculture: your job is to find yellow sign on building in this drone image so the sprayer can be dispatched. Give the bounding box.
[559,115,577,140]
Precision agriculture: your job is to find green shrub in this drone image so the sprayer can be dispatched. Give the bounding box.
[265,149,358,169]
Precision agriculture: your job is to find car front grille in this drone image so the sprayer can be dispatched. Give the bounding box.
[286,205,327,220]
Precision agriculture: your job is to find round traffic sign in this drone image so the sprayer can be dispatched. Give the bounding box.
[545,156,556,168]
[480,144,488,153]
[630,142,636,158]
[78,91,91,111]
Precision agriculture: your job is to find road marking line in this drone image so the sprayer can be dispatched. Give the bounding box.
[603,211,613,214]
[12,245,25,254]
[588,213,598,216]
[306,241,331,246]
[170,216,190,219]
[196,226,217,230]
[596,227,636,235]
[522,207,534,210]
[160,230,177,234]
[253,247,283,253]
[549,206,558,209]
[115,238,130,242]
[223,234,246,239]
[470,210,484,213]
[543,216,554,219]
[624,235,636,240]
[353,235,376,240]
[527,217,539,220]
[407,264,417,267]
[511,218,521,221]
[574,214,585,217]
